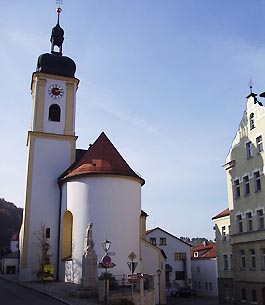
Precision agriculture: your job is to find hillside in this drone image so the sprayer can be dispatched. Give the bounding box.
[0,198,23,256]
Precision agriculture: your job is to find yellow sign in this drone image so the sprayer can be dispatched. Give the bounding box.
[43,264,54,281]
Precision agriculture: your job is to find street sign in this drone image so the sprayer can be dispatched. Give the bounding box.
[128,251,137,261]
[98,262,116,268]
[128,274,138,283]
[101,255,112,268]
[127,261,138,273]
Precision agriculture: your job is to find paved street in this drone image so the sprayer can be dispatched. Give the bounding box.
[0,278,65,305]
[167,295,218,305]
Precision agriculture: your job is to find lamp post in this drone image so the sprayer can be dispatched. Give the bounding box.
[157,269,161,305]
[102,239,111,305]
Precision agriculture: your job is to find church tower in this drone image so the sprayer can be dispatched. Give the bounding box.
[20,7,79,281]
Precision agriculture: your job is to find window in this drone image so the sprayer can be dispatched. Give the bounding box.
[250,249,256,269]
[46,228,50,238]
[174,253,186,261]
[150,238,156,245]
[243,176,250,195]
[205,282,208,290]
[261,248,265,270]
[209,282,213,291]
[223,254,228,270]
[175,271,185,280]
[230,254,233,270]
[251,290,257,303]
[246,212,253,232]
[257,135,263,152]
[246,142,254,158]
[257,209,264,230]
[241,288,247,301]
[49,104,61,122]
[222,226,227,240]
[234,179,240,198]
[254,171,261,191]
[237,215,243,233]
[198,281,201,289]
[250,113,255,130]
[159,237,167,245]
[197,266,200,273]
[224,285,230,300]
[193,281,197,289]
[240,249,246,269]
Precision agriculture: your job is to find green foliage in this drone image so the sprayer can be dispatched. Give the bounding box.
[0,198,23,256]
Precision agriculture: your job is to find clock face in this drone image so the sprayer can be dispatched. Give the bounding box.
[48,84,64,99]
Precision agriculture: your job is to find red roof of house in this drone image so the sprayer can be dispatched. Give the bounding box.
[212,208,230,220]
[191,242,217,259]
[60,132,145,185]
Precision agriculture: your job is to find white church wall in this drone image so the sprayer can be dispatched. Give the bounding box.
[60,175,142,283]
[21,138,72,280]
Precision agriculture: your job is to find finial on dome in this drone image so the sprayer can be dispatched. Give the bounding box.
[50,0,64,55]
[249,78,253,94]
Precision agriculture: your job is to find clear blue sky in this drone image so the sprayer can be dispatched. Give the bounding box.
[1,1,265,239]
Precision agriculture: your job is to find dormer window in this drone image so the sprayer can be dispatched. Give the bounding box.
[250,113,255,130]
[49,104,61,122]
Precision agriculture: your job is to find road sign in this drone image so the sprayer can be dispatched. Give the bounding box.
[128,251,137,261]
[98,262,116,268]
[127,261,138,273]
[101,255,112,268]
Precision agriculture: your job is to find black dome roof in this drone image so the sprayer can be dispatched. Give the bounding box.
[37,53,76,78]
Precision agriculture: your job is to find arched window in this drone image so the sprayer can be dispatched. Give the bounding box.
[250,113,255,130]
[48,104,61,122]
[62,210,73,260]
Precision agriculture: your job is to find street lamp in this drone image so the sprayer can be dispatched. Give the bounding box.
[157,269,161,305]
[102,239,111,305]
[102,239,111,254]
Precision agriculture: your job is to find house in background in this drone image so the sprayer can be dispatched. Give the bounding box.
[212,208,233,304]
[10,234,19,253]
[146,227,192,289]
[191,241,218,297]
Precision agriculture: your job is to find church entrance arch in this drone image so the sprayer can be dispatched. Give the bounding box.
[62,210,73,260]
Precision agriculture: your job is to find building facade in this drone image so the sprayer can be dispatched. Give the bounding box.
[191,242,218,297]
[146,227,192,290]
[220,91,265,305]
[212,209,233,304]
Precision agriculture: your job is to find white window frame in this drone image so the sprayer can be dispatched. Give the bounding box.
[246,142,254,158]
[254,171,261,192]
[246,212,253,232]
[243,176,250,195]
[256,135,263,153]
[257,209,265,230]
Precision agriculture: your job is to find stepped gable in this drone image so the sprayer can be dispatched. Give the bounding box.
[60,132,145,185]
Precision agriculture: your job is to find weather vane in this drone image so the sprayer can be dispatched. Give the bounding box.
[56,0,63,24]
[248,78,253,94]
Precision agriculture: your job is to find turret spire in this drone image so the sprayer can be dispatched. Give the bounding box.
[50,1,64,55]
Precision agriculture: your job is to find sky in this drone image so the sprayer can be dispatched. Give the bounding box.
[1,0,265,240]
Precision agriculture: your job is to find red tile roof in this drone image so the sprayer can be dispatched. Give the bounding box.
[212,208,230,220]
[60,132,145,185]
[191,242,217,259]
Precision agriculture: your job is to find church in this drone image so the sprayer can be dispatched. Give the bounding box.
[19,6,166,304]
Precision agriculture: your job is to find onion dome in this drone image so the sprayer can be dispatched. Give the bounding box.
[36,6,76,78]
